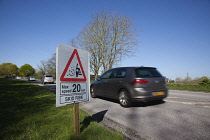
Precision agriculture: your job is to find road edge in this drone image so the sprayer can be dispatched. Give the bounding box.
[80,105,147,140]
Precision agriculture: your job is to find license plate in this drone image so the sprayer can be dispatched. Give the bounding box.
[153,91,165,96]
[48,80,52,82]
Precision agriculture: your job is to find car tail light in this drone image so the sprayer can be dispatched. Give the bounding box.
[163,78,166,84]
[133,79,148,84]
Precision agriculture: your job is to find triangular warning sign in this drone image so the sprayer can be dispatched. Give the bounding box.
[60,49,86,82]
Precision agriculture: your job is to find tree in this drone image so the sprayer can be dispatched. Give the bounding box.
[0,63,18,76]
[45,53,56,78]
[37,60,47,76]
[19,64,35,76]
[36,53,56,78]
[175,77,183,84]
[71,11,138,80]
[200,77,210,86]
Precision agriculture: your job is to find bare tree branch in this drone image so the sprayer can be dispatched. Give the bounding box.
[70,10,138,79]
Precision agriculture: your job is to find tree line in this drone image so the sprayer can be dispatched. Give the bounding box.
[0,53,55,78]
[0,63,35,77]
[171,77,210,86]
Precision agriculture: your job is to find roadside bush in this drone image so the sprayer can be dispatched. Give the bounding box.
[167,84,210,92]
[200,78,210,86]
[175,76,209,85]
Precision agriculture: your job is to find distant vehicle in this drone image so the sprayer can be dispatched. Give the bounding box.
[16,76,21,79]
[90,67,168,107]
[28,76,36,81]
[41,75,54,84]
[4,76,15,79]
[4,76,9,79]
[23,77,28,79]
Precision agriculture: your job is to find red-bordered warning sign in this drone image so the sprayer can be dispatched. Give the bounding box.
[60,49,86,82]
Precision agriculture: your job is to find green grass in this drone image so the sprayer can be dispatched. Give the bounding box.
[167,84,210,92]
[0,79,124,140]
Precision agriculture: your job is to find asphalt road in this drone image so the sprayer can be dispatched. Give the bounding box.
[28,80,210,140]
[80,90,210,140]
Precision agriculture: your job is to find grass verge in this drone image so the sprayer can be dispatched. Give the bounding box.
[167,84,210,93]
[0,79,124,140]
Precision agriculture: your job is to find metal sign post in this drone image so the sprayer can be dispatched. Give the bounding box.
[73,102,80,135]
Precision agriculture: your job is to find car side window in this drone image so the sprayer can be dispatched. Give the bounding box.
[100,70,112,79]
[110,69,127,78]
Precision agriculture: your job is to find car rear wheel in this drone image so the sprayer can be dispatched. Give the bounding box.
[119,90,132,107]
[90,86,97,98]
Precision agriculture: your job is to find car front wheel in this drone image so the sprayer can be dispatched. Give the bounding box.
[119,90,132,107]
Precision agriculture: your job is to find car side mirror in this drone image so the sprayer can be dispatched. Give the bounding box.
[97,77,101,81]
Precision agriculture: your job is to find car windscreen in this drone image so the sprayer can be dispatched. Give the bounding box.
[135,68,162,78]
[46,75,53,77]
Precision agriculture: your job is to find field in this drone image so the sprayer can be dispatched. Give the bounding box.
[0,79,124,140]
[167,84,210,92]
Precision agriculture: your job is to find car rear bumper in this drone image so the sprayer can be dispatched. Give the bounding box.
[29,79,35,81]
[130,88,168,102]
[44,79,54,83]
[44,80,54,83]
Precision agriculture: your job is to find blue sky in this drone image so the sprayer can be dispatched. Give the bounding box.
[0,0,209,80]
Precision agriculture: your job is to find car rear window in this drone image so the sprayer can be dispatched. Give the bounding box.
[135,68,162,78]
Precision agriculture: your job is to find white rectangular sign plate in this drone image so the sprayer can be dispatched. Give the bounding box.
[56,44,90,107]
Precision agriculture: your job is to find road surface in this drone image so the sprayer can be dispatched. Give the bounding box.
[80,90,210,140]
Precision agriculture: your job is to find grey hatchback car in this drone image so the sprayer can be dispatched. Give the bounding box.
[90,67,168,107]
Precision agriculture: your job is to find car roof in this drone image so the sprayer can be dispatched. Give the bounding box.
[111,66,156,70]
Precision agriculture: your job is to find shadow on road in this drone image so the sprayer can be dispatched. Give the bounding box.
[80,110,108,132]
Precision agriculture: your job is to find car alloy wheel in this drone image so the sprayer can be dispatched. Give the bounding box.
[119,90,131,107]
[90,86,96,98]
